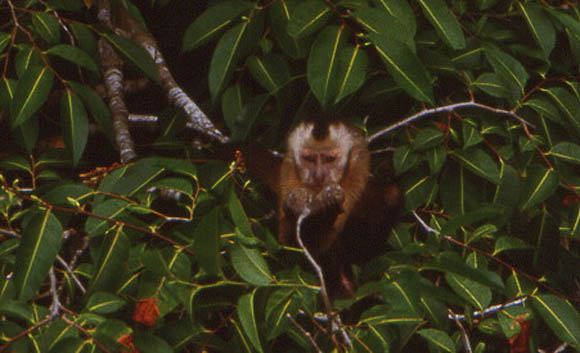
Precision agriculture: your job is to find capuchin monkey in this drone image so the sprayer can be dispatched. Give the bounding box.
[221,113,401,296]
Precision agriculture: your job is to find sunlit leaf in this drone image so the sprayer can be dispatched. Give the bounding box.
[237,291,264,353]
[229,242,273,286]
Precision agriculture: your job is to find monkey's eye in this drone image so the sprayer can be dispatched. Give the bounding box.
[302,154,316,163]
[323,155,337,163]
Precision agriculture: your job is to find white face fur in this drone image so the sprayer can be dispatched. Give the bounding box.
[287,122,354,186]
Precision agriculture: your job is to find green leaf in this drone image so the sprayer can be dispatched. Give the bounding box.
[270,0,310,59]
[334,44,368,103]
[350,7,415,51]
[424,252,504,291]
[69,23,98,58]
[265,288,308,339]
[542,87,580,136]
[484,47,529,98]
[548,142,580,165]
[523,97,562,124]
[418,328,456,353]
[0,32,11,53]
[221,84,247,132]
[440,205,503,235]
[228,189,254,239]
[60,89,89,166]
[14,209,63,301]
[370,0,417,35]
[532,294,580,347]
[102,32,160,83]
[369,33,434,105]
[452,148,500,184]
[247,54,290,94]
[181,1,254,52]
[193,207,221,277]
[237,291,264,353]
[360,306,423,325]
[85,199,131,237]
[517,2,556,59]
[229,242,273,286]
[68,81,113,141]
[134,332,173,353]
[493,236,532,255]
[89,228,130,293]
[416,0,466,50]
[307,25,347,106]
[472,73,512,99]
[462,123,483,149]
[31,12,60,44]
[86,292,126,314]
[413,128,444,150]
[10,66,54,128]
[520,167,559,210]
[46,44,99,73]
[493,163,522,212]
[209,19,262,101]
[286,0,331,38]
[403,174,437,211]
[393,145,420,175]
[426,146,447,175]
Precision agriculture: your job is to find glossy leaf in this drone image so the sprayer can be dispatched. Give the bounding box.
[531,294,580,347]
[102,32,160,83]
[14,209,63,301]
[68,81,113,140]
[369,33,434,105]
[334,45,368,103]
[46,44,99,73]
[85,199,131,237]
[31,12,60,44]
[413,128,444,150]
[247,54,290,94]
[416,0,466,50]
[542,87,580,135]
[89,227,130,293]
[451,148,500,184]
[193,207,221,277]
[307,25,347,106]
[10,66,54,128]
[520,167,559,210]
[181,1,254,52]
[270,0,310,59]
[493,236,532,255]
[237,291,264,353]
[86,292,126,314]
[351,7,415,51]
[286,0,331,38]
[485,48,529,97]
[418,328,455,353]
[60,89,89,166]
[229,242,273,286]
[549,142,580,165]
[517,2,556,59]
[209,20,261,101]
[371,0,416,35]
[473,73,512,99]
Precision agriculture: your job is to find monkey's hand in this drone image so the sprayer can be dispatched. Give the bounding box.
[311,184,345,215]
[285,188,313,216]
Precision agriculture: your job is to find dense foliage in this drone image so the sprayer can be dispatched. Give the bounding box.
[0,0,579,352]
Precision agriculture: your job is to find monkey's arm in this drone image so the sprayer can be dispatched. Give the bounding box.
[284,185,345,216]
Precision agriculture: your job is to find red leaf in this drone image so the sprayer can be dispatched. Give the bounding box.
[508,317,532,353]
[132,298,160,327]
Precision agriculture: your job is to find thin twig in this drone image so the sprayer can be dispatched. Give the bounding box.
[296,211,352,349]
[368,101,533,143]
[286,313,323,353]
[449,309,473,353]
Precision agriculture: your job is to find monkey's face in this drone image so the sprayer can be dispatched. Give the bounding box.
[298,147,345,187]
[288,121,355,188]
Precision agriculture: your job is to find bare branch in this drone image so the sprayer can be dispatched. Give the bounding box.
[118,7,229,143]
[368,101,533,143]
[98,0,136,163]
